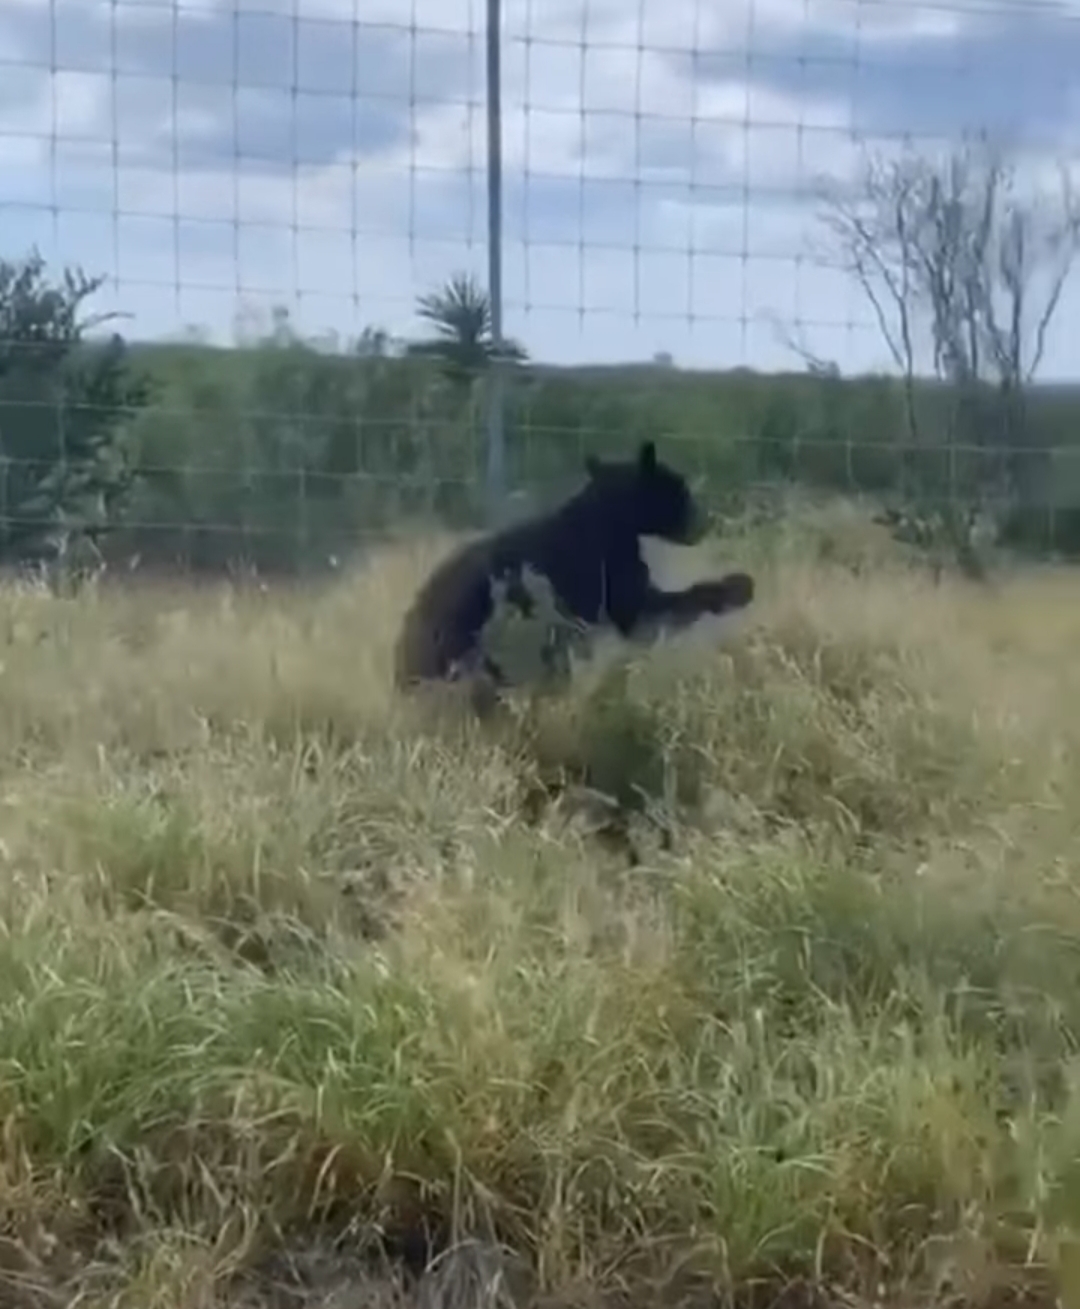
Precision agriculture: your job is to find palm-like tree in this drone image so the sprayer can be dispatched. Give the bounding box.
[408,272,526,386]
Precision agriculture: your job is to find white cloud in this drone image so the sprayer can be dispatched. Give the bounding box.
[4,69,107,138]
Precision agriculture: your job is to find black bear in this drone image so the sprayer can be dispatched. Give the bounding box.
[393,439,755,692]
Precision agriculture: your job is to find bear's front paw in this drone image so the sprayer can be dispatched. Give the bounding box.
[694,571,755,613]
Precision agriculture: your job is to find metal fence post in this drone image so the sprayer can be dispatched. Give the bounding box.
[484,0,506,525]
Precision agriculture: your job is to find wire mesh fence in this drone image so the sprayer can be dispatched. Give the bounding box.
[0,0,1079,579]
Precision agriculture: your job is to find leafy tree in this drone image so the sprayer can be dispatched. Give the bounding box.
[0,249,151,565]
[407,272,526,387]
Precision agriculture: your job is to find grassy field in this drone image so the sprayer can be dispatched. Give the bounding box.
[1,502,1080,1308]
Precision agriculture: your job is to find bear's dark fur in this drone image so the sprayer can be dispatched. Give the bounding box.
[393,439,755,692]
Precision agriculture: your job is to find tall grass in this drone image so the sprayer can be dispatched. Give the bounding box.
[0,504,1078,1308]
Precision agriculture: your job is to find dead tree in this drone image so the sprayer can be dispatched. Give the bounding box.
[818,140,1080,564]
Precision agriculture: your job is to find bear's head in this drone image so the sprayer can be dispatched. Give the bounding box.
[584,440,708,545]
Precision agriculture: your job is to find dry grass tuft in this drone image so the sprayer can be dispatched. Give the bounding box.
[0,501,1079,1308]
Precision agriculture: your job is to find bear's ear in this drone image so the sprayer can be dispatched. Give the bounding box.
[637,440,657,473]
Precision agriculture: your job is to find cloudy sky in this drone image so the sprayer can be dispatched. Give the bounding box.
[1,0,1079,374]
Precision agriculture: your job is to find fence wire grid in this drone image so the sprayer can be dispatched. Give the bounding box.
[0,0,1079,577]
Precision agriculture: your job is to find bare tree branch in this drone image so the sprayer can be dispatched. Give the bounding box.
[813,136,1080,550]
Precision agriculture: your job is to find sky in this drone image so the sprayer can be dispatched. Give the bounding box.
[1,0,1080,375]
